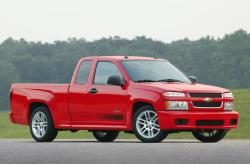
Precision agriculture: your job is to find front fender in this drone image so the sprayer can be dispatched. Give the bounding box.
[130,89,164,111]
[126,88,165,130]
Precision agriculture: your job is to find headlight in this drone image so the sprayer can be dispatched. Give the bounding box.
[166,101,188,110]
[224,102,233,110]
[223,92,233,98]
[163,92,185,97]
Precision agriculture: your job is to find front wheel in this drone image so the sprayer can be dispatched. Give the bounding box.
[133,106,167,143]
[192,129,227,142]
[30,106,58,142]
[93,131,119,142]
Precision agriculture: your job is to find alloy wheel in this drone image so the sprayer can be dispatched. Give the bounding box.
[136,110,160,139]
[31,111,48,138]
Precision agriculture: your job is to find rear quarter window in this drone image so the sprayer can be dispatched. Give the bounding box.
[76,61,92,84]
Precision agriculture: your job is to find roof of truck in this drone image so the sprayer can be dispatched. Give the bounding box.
[81,56,166,61]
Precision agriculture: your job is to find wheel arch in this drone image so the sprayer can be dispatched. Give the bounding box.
[27,101,58,127]
[126,100,155,130]
[132,101,155,117]
[128,89,164,127]
[131,101,167,142]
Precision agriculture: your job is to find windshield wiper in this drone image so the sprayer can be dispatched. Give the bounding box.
[135,79,157,83]
[157,79,184,83]
[135,79,184,83]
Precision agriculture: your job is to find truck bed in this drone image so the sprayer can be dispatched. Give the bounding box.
[10,83,70,127]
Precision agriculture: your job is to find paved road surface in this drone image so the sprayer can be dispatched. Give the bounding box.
[0,139,249,164]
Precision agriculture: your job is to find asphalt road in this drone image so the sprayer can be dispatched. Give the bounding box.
[0,139,249,164]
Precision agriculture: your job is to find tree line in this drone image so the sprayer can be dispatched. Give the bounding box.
[0,29,249,110]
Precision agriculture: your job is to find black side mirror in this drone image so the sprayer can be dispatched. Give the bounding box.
[107,75,125,86]
[189,76,197,83]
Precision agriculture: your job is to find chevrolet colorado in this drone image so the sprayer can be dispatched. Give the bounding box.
[9,56,238,142]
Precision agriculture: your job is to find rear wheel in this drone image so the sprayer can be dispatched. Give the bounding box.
[93,131,119,142]
[133,106,167,143]
[29,106,58,142]
[192,129,227,142]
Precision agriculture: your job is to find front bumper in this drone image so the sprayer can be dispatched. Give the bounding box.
[158,111,238,130]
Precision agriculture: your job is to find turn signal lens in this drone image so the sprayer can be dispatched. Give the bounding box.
[223,92,233,98]
[163,92,185,97]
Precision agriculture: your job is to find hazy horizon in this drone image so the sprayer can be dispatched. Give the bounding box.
[0,0,250,43]
[1,28,248,45]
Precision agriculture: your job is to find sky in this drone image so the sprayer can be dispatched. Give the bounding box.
[0,0,250,43]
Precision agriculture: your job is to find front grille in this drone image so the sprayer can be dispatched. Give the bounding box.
[190,93,222,108]
[189,93,222,98]
[193,102,222,108]
[196,120,224,126]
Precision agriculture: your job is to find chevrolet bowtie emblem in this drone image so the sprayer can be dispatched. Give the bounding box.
[204,97,212,103]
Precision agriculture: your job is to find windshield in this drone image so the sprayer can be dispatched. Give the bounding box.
[121,60,191,83]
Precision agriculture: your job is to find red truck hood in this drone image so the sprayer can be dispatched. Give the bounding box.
[136,82,229,93]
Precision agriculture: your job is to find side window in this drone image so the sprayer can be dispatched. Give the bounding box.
[94,62,122,84]
[76,61,92,84]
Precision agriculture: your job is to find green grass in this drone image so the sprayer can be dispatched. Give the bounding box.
[0,89,249,139]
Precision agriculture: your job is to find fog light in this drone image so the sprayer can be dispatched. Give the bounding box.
[175,119,188,125]
[230,119,237,125]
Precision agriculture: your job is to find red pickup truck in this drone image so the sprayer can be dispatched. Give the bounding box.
[9,56,238,143]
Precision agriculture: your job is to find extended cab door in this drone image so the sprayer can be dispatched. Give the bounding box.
[68,60,94,123]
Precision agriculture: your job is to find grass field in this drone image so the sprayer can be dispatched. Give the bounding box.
[0,89,249,139]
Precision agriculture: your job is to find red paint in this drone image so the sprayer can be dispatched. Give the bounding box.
[9,56,239,131]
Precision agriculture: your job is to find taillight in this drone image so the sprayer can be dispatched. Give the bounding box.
[10,88,13,100]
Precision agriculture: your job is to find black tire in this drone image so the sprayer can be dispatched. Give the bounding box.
[29,106,58,142]
[192,129,227,143]
[133,106,167,143]
[93,131,119,142]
